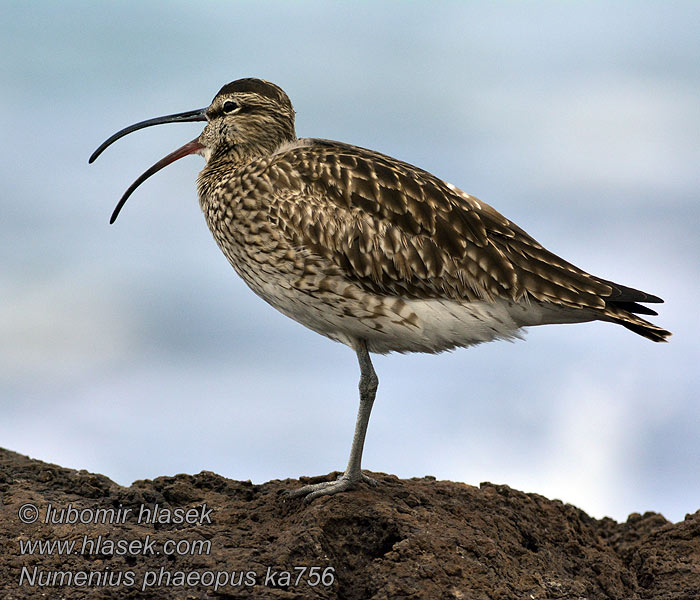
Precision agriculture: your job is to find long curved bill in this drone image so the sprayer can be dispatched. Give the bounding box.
[89,108,207,163]
[89,108,208,224]
[108,139,204,224]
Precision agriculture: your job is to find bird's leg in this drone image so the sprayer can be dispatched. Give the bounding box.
[286,339,379,502]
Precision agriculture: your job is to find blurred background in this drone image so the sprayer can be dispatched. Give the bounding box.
[1,1,698,523]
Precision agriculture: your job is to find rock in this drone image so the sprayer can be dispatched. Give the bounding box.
[1,448,697,599]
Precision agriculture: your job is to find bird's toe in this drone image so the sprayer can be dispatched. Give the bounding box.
[284,472,375,502]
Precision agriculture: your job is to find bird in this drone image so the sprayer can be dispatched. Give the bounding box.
[90,78,671,502]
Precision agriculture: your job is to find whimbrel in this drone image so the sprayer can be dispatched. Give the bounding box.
[90,78,670,501]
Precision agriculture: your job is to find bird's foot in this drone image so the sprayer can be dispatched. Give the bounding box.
[285,472,377,503]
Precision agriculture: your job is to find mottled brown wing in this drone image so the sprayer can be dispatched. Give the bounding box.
[268,139,658,314]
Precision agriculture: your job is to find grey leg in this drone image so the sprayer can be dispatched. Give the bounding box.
[286,339,379,502]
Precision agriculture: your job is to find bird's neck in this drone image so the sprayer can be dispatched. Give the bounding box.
[207,128,297,167]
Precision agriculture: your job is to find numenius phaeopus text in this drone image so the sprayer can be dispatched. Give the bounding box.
[90,78,670,501]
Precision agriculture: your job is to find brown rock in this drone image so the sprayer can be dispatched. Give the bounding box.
[1,448,697,599]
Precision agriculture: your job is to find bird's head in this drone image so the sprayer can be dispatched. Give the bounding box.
[89,78,296,223]
[200,78,296,163]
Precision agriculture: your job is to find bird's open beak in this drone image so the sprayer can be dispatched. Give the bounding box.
[89,108,208,224]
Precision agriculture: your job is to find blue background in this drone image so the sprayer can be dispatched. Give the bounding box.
[2,1,698,522]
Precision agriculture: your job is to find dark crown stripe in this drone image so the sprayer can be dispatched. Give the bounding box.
[214,78,291,109]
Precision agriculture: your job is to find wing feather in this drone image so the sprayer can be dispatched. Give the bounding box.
[255,138,665,336]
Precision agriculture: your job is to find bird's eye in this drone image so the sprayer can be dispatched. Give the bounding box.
[223,101,239,113]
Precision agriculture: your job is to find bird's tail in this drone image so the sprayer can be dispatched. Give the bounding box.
[600,280,671,342]
[610,312,672,342]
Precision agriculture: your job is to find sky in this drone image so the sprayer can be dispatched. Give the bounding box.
[1,1,698,523]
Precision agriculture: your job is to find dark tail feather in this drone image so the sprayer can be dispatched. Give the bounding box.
[618,319,672,342]
[600,279,671,342]
[612,301,658,316]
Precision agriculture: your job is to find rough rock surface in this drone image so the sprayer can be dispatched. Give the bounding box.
[1,448,698,599]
